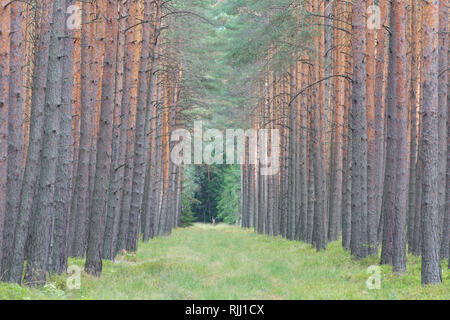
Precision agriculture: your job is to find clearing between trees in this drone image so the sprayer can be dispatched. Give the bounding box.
[0,224,448,300]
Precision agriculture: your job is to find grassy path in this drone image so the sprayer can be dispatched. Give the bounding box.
[0,223,448,299]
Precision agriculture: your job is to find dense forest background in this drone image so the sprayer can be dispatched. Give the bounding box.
[181,165,241,227]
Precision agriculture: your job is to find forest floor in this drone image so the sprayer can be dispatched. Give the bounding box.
[0,223,448,299]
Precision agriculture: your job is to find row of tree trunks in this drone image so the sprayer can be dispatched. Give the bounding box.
[240,0,448,285]
[0,0,185,285]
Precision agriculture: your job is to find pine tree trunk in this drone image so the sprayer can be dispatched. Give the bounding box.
[288,70,296,240]
[2,2,25,273]
[437,0,448,260]
[391,0,408,274]
[407,0,418,253]
[298,61,309,242]
[350,0,368,259]
[420,0,442,285]
[70,1,95,257]
[307,90,315,244]
[102,0,129,260]
[127,0,160,251]
[380,35,397,265]
[374,0,388,249]
[328,1,344,242]
[5,1,51,283]
[24,0,66,285]
[0,0,10,277]
[151,88,163,237]
[85,0,118,277]
[365,0,377,255]
[312,58,326,251]
[49,0,75,274]
[446,28,450,269]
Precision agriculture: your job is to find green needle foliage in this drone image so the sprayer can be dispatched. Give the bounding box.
[216,165,241,224]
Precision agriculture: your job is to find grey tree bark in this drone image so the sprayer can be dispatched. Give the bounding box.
[420,0,442,285]
[350,0,368,259]
[24,0,66,285]
[85,0,118,277]
[49,0,75,275]
[70,1,95,257]
[0,0,10,278]
[5,1,51,283]
[127,0,159,252]
[437,0,448,260]
[2,2,25,274]
[103,0,129,260]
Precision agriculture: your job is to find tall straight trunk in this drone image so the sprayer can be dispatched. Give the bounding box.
[411,0,425,257]
[307,128,315,244]
[350,0,368,259]
[0,0,10,276]
[312,60,326,251]
[248,164,255,228]
[293,66,301,239]
[306,80,315,245]
[158,68,171,237]
[323,0,335,241]
[446,27,450,269]
[277,74,284,236]
[143,100,157,240]
[248,106,257,229]
[319,0,328,247]
[257,117,264,234]
[267,73,275,237]
[253,117,258,230]
[341,86,352,250]
[85,0,118,277]
[365,0,377,255]
[71,34,81,201]
[127,0,160,252]
[49,0,75,274]
[381,5,398,265]
[258,74,269,235]
[2,1,25,273]
[242,162,248,228]
[437,0,448,260]
[252,110,259,231]
[24,0,66,285]
[413,105,424,256]
[86,0,105,224]
[175,167,183,228]
[142,12,161,241]
[151,93,163,237]
[70,1,95,257]
[103,0,129,260]
[167,86,180,233]
[391,0,409,274]
[166,147,178,235]
[328,1,344,242]
[288,70,296,240]
[160,67,173,236]
[116,100,137,253]
[246,100,255,228]
[407,0,418,253]
[420,0,442,285]
[115,12,139,251]
[297,61,308,241]
[374,0,388,248]
[341,0,353,252]
[5,1,51,284]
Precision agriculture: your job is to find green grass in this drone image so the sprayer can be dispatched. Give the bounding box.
[0,223,448,299]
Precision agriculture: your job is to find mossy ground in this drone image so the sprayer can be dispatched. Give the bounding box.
[0,223,448,299]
